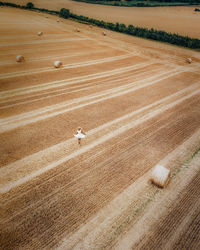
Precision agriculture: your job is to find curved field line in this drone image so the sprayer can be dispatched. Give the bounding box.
[0,69,183,132]
[0,87,199,193]
[0,53,135,79]
[81,33,142,55]
[0,62,149,98]
[92,30,200,66]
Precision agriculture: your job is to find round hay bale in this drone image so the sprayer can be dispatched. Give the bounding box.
[186,57,192,63]
[103,31,106,36]
[45,15,48,18]
[54,61,63,68]
[57,19,60,22]
[16,55,25,62]
[37,31,43,36]
[76,28,80,32]
[150,165,170,188]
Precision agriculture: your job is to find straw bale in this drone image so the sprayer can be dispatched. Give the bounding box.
[37,31,43,36]
[151,165,170,188]
[16,55,25,62]
[187,57,192,63]
[54,61,63,68]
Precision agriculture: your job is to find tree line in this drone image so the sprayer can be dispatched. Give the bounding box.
[73,0,200,7]
[0,2,199,49]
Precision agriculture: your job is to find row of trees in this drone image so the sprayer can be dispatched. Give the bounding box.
[0,2,200,49]
[73,0,200,7]
[0,2,60,14]
[70,13,200,49]
[59,8,70,18]
[81,0,200,2]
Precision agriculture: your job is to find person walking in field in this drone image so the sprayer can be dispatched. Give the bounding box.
[74,127,86,146]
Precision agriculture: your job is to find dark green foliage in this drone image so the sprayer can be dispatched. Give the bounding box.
[59,8,70,18]
[36,7,59,14]
[194,8,200,11]
[106,22,115,30]
[0,1,59,14]
[69,13,200,49]
[26,2,34,9]
[0,1,20,7]
[136,2,145,6]
[73,0,200,7]
[118,23,127,32]
[1,1,200,49]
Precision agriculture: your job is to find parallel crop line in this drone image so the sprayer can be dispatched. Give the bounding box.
[0,69,182,132]
[0,33,67,40]
[0,62,150,98]
[0,37,88,47]
[0,53,135,79]
[0,65,164,109]
[65,131,200,250]
[164,203,200,250]
[0,42,99,56]
[57,133,200,250]
[0,83,197,177]
[0,49,108,66]
[0,86,199,192]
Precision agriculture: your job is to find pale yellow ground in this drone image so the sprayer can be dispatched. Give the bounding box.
[0,6,200,250]
[2,0,200,38]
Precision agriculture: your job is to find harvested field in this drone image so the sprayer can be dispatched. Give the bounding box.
[2,0,200,38]
[0,7,200,250]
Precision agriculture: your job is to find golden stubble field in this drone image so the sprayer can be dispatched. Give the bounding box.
[0,6,200,250]
[2,0,200,39]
